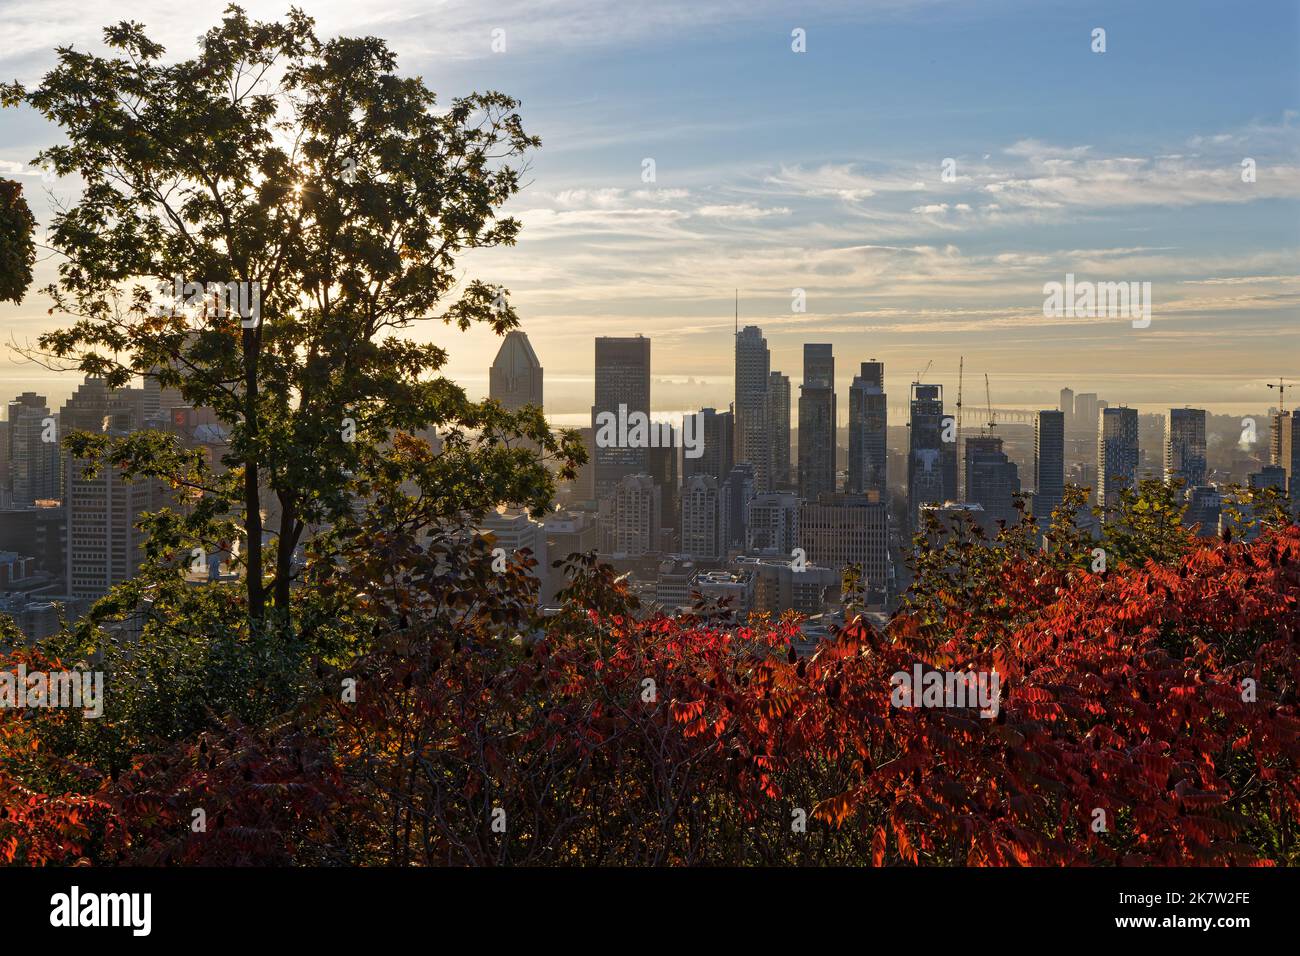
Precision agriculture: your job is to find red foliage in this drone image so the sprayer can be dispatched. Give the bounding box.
[295,525,1300,865]
[718,526,1300,865]
[0,648,117,865]
[108,718,352,865]
[4,527,1299,865]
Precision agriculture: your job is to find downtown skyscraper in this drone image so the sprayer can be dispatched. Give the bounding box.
[907,382,956,531]
[599,473,660,557]
[1291,416,1300,499]
[1166,407,1207,495]
[6,392,60,507]
[61,377,165,598]
[1059,387,1074,430]
[800,492,890,605]
[767,370,791,490]
[1098,406,1139,512]
[592,336,650,501]
[847,360,886,500]
[1271,410,1299,496]
[1073,392,1101,435]
[680,473,723,560]
[734,325,771,493]
[489,330,543,412]
[721,462,757,552]
[683,407,734,484]
[1034,410,1065,531]
[964,435,1020,528]
[797,344,836,500]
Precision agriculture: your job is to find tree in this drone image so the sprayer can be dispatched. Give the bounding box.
[0,177,36,304]
[1099,477,1194,567]
[1,5,582,640]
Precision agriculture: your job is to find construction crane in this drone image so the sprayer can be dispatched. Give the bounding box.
[1267,378,1291,414]
[951,356,961,494]
[984,373,997,433]
[907,361,935,434]
[956,356,967,450]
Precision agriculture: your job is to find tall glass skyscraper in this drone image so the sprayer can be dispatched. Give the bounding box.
[734,325,771,493]
[797,344,836,500]
[1098,406,1139,513]
[592,336,650,501]
[908,382,956,531]
[1165,407,1207,496]
[847,361,886,500]
[1034,409,1065,531]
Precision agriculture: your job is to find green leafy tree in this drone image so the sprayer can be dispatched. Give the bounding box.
[903,492,1046,651]
[0,176,36,304]
[1099,477,1193,567]
[2,5,583,642]
[1219,482,1294,541]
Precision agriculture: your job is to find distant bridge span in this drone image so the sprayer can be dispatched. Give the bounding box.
[887,406,1042,426]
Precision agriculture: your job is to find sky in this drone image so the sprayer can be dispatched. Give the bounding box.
[1,0,1297,419]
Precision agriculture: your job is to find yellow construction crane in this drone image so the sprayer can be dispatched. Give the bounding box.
[985,373,997,432]
[914,359,933,384]
[1267,378,1291,414]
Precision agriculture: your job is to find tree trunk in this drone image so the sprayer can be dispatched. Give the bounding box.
[274,491,298,612]
[243,326,264,625]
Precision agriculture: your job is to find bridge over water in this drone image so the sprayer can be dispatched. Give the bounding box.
[886,406,1042,426]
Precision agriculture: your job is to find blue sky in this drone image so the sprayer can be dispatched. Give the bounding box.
[1,0,1297,416]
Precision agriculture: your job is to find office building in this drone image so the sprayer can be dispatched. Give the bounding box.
[478,507,551,602]
[734,326,771,492]
[797,344,836,500]
[1073,393,1100,435]
[1059,387,1074,430]
[0,502,65,582]
[61,380,164,599]
[920,501,997,542]
[1249,464,1288,491]
[1271,410,1296,494]
[964,435,1021,528]
[1034,410,1065,531]
[680,474,723,560]
[592,336,651,500]
[907,383,956,532]
[768,371,791,490]
[1097,406,1139,513]
[543,510,599,563]
[746,492,799,555]
[1185,486,1222,538]
[142,374,185,420]
[648,429,679,551]
[691,567,757,615]
[599,473,660,557]
[720,462,756,552]
[489,330,543,412]
[1166,408,1207,495]
[735,555,839,616]
[799,493,890,605]
[7,393,60,506]
[682,407,733,485]
[847,361,887,500]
